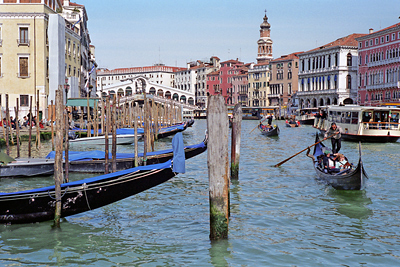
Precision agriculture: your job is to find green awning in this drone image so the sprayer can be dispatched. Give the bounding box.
[66,98,100,108]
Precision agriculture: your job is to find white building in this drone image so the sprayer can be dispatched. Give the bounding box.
[297,33,365,108]
[97,64,184,92]
[99,76,195,105]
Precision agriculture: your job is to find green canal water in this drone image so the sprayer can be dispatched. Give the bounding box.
[0,119,399,266]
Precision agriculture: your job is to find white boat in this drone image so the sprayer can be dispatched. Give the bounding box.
[69,134,141,146]
[314,105,400,142]
[295,108,318,125]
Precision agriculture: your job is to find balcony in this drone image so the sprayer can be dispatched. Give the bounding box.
[367,57,399,67]
[17,39,30,47]
[366,81,399,90]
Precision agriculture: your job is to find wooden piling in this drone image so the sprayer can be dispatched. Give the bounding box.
[14,101,20,158]
[28,96,33,157]
[5,94,10,155]
[53,88,64,228]
[104,96,110,174]
[207,95,229,240]
[143,95,148,166]
[64,109,69,183]
[111,95,117,172]
[36,90,40,148]
[51,100,54,150]
[230,104,242,180]
[134,103,138,167]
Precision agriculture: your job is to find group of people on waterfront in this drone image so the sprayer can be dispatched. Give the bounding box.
[0,113,46,130]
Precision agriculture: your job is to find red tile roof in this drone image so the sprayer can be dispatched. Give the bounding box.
[307,33,366,52]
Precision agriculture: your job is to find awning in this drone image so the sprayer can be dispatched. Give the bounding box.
[66,98,100,108]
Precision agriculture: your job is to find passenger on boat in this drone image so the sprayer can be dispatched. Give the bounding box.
[323,122,343,154]
[322,150,340,173]
[335,153,351,170]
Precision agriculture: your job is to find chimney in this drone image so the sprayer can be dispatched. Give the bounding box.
[63,0,70,6]
[369,28,374,34]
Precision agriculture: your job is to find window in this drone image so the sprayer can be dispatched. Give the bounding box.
[365,41,368,47]
[0,25,2,46]
[392,33,396,41]
[20,95,29,107]
[386,35,389,42]
[18,27,29,46]
[19,56,29,77]
[381,36,384,43]
[0,55,2,77]
[347,53,352,66]
[375,38,379,45]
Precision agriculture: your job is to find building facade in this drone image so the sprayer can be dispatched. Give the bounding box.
[269,52,302,114]
[0,0,94,119]
[231,66,249,106]
[356,24,400,106]
[97,65,184,93]
[248,62,270,107]
[195,56,220,108]
[219,59,244,105]
[297,33,365,109]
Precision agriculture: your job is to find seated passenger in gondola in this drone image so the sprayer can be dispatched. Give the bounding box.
[322,150,340,173]
[335,153,351,171]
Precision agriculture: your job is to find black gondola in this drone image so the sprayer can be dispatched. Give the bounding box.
[311,134,368,190]
[0,134,188,224]
[0,136,207,177]
[258,124,280,136]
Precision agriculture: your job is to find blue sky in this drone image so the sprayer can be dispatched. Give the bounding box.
[80,0,400,69]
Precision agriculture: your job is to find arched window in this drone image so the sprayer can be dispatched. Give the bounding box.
[346,75,352,89]
[347,53,352,66]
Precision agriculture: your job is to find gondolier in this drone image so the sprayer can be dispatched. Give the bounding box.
[323,122,343,154]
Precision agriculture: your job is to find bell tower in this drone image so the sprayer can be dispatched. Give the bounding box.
[256,10,273,64]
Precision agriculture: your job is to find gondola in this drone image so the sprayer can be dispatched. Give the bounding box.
[0,134,187,224]
[0,135,207,177]
[311,134,368,190]
[258,124,280,136]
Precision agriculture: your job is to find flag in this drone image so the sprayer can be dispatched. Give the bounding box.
[72,16,81,30]
[89,65,95,75]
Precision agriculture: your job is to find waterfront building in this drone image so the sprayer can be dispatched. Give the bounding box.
[175,62,197,102]
[256,11,273,64]
[96,64,184,93]
[231,65,249,106]
[219,59,244,105]
[269,52,302,115]
[0,0,94,119]
[247,62,270,107]
[297,33,366,109]
[356,24,400,106]
[195,56,220,108]
[62,0,95,98]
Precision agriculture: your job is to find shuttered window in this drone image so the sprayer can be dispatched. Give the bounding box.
[19,57,28,77]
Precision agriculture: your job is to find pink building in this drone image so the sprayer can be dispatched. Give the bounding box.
[219,59,244,104]
[357,23,400,106]
[207,70,220,97]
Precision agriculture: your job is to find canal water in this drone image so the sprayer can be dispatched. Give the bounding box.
[0,119,399,266]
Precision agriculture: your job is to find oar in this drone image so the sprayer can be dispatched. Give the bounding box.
[274,133,336,167]
[249,117,268,134]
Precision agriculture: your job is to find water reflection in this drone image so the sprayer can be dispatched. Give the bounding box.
[326,189,373,219]
[209,239,231,267]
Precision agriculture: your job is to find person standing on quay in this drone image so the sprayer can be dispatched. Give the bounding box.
[323,122,343,154]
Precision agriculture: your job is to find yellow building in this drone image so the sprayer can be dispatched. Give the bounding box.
[248,62,270,107]
[0,0,84,120]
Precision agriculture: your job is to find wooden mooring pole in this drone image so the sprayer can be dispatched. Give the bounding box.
[53,88,64,228]
[104,96,110,174]
[207,95,229,240]
[5,94,10,155]
[14,100,20,158]
[230,103,242,180]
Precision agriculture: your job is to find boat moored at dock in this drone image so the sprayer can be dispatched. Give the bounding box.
[314,105,400,142]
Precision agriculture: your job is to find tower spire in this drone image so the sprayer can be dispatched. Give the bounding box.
[256,10,273,64]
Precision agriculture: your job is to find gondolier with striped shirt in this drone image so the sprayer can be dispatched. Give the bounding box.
[323,122,343,154]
